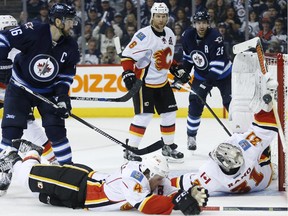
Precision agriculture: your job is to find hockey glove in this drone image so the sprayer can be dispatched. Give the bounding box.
[189,185,209,207]
[122,70,136,90]
[196,81,213,98]
[172,189,201,215]
[55,94,71,119]
[39,193,65,206]
[0,59,13,84]
[170,64,191,84]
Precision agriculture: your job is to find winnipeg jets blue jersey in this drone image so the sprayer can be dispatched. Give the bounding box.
[182,27,232,81]
[0,21,80,95]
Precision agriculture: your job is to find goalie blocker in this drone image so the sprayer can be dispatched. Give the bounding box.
[229,52,278,133]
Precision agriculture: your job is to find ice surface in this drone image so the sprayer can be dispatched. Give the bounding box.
[1,117,287,216]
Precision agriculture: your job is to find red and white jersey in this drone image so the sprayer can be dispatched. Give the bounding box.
[172,110,277,194]
[121,26,176,86]
[85,161,178,214]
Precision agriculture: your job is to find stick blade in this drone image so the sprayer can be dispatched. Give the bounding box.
[131,140,164,155]
[233,37,260,54]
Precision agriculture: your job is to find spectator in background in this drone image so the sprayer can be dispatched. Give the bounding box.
[270,18,287,53]
[173,23,183,63]
[121,0,137,17]
[93,26,116,57]
[207,7,217,28]
[124,13,138,30]
[239,10,260,39]
[18,11,31,25]
[101,46,120,64]
[121,24,136,49]
[257,18,273,51]
[265,41,282,54]
[167,0,180,21]
[221,6,242,43]
[27,0,42,19]
[112,13,124,39]
[174,7,191,31]
[99,0,116,24]
[73,0,88,21]
[34,3,49,24]
[140,0,155,27]
[77,22,94,50]
[80,38,100,64]
[86,6,100,29]
[207,0,228,24]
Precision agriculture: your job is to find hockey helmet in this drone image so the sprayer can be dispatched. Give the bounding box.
[150,2,169,24]
[0,15,18,30]
[209,143,244,172]
[141,154,169,178]
[193,10,210,22]
[49,3,76,24]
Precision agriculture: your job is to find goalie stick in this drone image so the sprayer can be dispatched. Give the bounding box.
[11,80,164,155]
[232,37,286,153]
[168,79,232,136]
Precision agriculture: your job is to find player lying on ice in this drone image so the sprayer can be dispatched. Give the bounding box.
[171,67,279,194]
[0,142,208,215]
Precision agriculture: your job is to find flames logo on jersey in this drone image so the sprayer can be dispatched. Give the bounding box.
[190,50,208,70]
[153,47,172,71]
[29,54,59,82]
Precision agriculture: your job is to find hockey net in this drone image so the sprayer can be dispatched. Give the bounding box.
[265,53,288,193]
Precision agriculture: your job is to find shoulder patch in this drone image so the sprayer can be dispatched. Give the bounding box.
[130,170,144,182]
[238,140,251,151]
[136,32,146,41]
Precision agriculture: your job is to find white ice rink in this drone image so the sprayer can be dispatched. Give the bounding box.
[1,117,287,216]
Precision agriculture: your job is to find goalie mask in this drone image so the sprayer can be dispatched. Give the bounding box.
[141,154,169,179]
[209,143,244,173]
[0,15,18,30]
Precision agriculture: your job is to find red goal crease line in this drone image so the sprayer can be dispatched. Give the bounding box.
[201,206,288,211]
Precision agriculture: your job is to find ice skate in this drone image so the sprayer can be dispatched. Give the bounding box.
[0,146,21,196]
[187,136,197,151]
[162,144,184,163]
[12,139,43,157]
[123,148,142,162]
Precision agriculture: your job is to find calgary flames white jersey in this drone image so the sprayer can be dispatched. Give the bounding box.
[121,26,176,86]
[86,161,178,214]
[172,110,277,194]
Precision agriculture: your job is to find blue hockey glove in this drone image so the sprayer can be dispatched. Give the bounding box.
[55,94,71,119]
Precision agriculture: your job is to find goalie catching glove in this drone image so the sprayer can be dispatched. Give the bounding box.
[170,64,191,90]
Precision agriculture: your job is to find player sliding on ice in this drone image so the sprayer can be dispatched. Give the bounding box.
[171,51,279,194]
[0,141,209,215]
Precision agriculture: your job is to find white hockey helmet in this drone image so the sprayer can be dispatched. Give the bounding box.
[141,154,169,178]
[209,143,244,172]
[150,2,169,25]
[0,15,18,30]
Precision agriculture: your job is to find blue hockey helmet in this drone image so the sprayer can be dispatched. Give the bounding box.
[49,3,76,24]
[193,11,210,22]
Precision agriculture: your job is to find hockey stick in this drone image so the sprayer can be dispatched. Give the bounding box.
[233,37,286,153]
[70,79,142,102]
[168,78,232,136]
[70,50,152,102]
[11,80,164,155]
[202,206,288,211]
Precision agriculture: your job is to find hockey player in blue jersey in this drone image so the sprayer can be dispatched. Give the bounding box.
[178,11,232,151]
[0,2,79,169]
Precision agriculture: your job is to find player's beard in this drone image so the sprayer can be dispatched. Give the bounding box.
[153,22,165,32]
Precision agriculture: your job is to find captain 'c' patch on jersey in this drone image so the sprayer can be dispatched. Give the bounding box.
[130,170,144,182]
[154,47,172,71]
[29,54,59,82]
[190,50,208,70]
